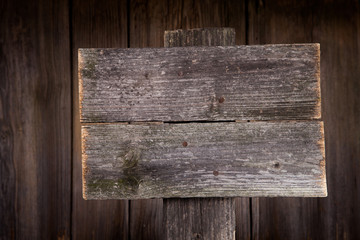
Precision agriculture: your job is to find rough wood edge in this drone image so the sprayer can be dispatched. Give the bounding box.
[81,127,89,200]
[315,43,322,120]
[319,121,327,196]
[78,50,84,125]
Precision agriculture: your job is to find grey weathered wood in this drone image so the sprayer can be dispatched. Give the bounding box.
[78,44,321,123]
[163,198,235,239]
[82,121,326,199]
[164,28,236,47]
[163,27,237,240]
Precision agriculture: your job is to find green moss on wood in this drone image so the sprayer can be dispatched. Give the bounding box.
[81,54,97,79]
[86,148,143,196]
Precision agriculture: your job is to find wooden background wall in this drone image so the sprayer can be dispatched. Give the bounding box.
[1,0,359,239]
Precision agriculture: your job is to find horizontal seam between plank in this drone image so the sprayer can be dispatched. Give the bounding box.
[80,119,323,125]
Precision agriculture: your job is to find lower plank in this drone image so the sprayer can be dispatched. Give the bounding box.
[82,121,326,199]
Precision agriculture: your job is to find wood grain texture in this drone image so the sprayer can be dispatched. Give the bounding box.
[164,3,248,239]
[82,121,326,199]
[3,1,359,240]
[316,2,360,238]
[71,0,129,239]
[164,198,235,240]
[165,0,246,45]
[0,0,71,238]
[128,1,166,238]
[164,28,236,47]
[79,44,321,123]
[164,4,249,239]
[236,198,251,240]
[164,27,237,240]
[248,0,360,239]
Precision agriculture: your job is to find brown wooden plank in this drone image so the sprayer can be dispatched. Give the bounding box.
[128,1,166,238]
[164,27,237,240]
[71,0,129,239]
[177,3,251,239]
[164,3,250,238]
[249,0,360,239]
[0,0,71,238]
[82,121,326,199]
[78,44,321,123]
[164,198,235,239]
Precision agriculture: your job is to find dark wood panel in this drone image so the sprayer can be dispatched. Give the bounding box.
[129,1,167,238]
[0,0,71,238]
[249,0,360,239]
[71,0,129,239]
[313,1,360,239]
[235,198,251,240]
[166,0,246,45]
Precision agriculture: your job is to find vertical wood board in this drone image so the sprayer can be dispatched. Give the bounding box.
[0,0,71,238]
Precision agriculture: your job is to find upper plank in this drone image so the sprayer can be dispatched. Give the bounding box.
[78,44,320,122]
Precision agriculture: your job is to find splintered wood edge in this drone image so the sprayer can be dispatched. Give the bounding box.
[315,44,326,196]
[319,121,327,196]
[315,43,322,120]
[78,50,84,123]
[81,127,89,200]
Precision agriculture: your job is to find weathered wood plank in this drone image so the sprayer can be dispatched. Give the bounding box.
[164,27,239,240]
[164,198,235,239]
[82,121,326,199]
[78,44,321,123]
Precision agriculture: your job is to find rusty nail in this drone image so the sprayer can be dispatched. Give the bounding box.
[219,97,225,103]
[178,71,183,76]
[213,170,219,176]
[182,141,188,147]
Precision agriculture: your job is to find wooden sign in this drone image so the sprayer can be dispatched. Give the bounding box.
[79,44,326,199]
